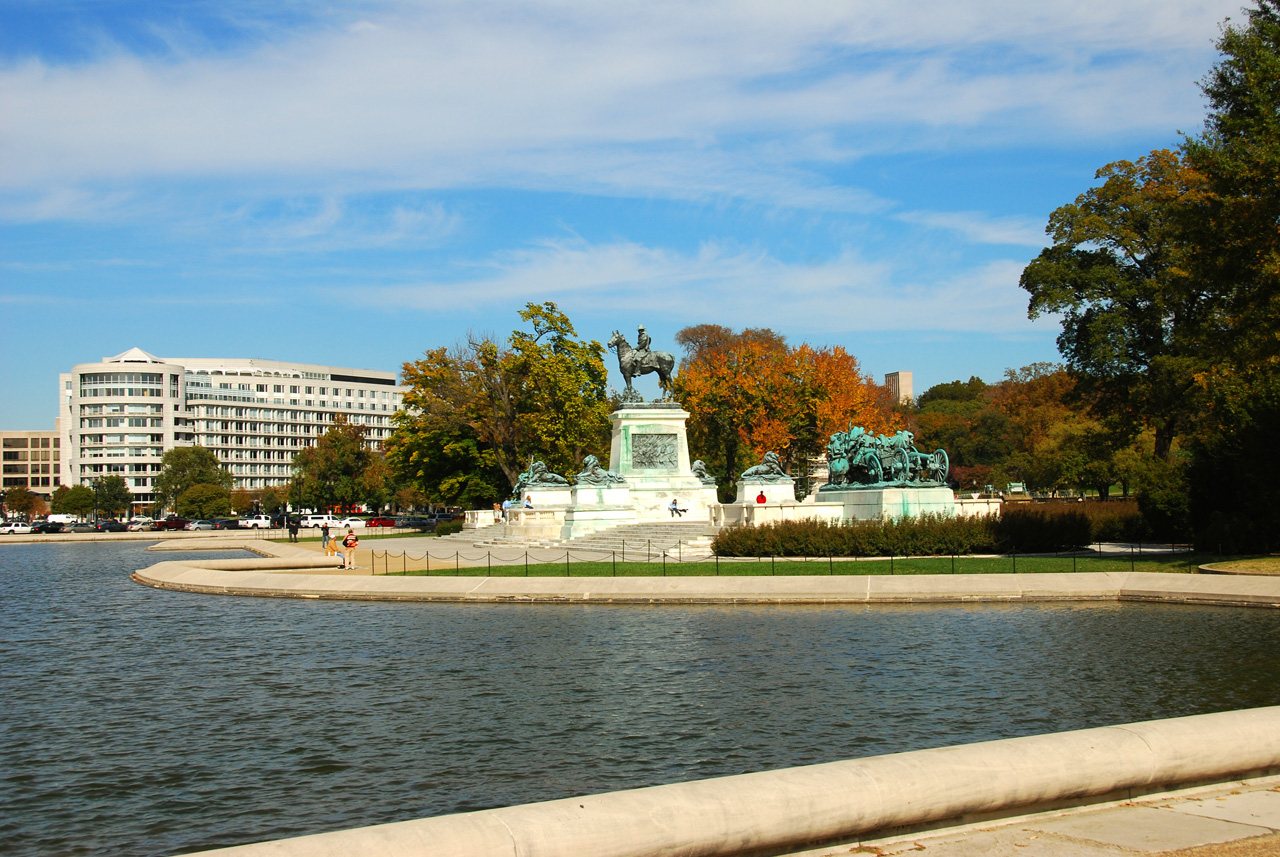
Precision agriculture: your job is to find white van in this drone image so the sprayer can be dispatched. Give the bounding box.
[301,514,340,529]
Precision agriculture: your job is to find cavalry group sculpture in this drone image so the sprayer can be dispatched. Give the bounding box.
[822,427,949,489]
[608,326,675,402]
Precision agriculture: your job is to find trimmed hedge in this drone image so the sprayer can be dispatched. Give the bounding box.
[712,501,1150,557]
[989,506,1091,553]
[712,515,998,558]
[436,521,463,536]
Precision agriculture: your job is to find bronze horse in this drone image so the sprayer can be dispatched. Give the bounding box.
[608,330,675,398]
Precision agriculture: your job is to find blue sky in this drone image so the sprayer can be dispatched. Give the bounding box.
[0,0,1242,428]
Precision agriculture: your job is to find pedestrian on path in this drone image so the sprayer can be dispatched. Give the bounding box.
[342,529,359,569]
[288,518,299,542]
[321,522,330,548]
[501,497,511,521]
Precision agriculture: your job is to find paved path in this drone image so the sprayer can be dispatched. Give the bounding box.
[789,778,1280,857]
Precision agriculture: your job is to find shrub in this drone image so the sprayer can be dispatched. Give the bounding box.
[990,506,1091,552]
[713,515,999,558]
[436,521,463,536]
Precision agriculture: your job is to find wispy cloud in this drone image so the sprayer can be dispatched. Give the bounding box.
[364,237,1042,334]
[0,0,1236,206]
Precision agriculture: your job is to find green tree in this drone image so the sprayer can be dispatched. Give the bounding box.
[291,415,373,511]
[176,484,232,519]
[259,486,285,515]
[387,302,611,504]
[59,484,95,518]
[1019,149,1208,460]
[4,485,36,518]
[49,485,70,513]
[154,446,232,511]
[1178,1,1280,551]
[229,488,257,515]
[95,475,133,517]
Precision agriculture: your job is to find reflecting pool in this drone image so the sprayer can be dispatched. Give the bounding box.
[2,541,1278,856]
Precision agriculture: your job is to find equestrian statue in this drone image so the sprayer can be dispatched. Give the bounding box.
[608,325,676,402]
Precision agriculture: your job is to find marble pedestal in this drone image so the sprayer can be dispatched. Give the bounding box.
[733,480,799,505]
[609,404,719,520]
[815,485,958,521]
[561,485,639,539]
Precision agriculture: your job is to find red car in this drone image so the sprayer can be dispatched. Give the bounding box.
[365,516,396,527]
[153,516,191,531]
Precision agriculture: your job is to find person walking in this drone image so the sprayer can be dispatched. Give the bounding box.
[288,518,300,542]
[501,497,511,522]
[342,529,360,569]
[321,522,330,550]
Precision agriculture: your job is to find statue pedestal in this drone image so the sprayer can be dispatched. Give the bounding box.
[608,404,717,520]
[816,485,958,521]
[561,485,638,539]
[519,486,573,509]
[733,480,797,505]
[571,485,632,507]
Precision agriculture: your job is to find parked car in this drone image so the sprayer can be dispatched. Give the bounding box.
[394,516,435,532]
[154,516,191,531]
[335,517,366,529]
[210,518,241,530]
[32,521,65,534]
[94,520,128,533]
[238,514,274,529]
[127,519,156,531]
[365,516,396,527]
[301,514,341,529]
[185,520,214,531]
[66,522,97,533]
[1,521,33,534]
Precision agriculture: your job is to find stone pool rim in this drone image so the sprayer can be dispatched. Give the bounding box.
[128,542,1280,608]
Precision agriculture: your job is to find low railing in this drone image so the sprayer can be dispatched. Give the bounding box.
[365,542,1195,577]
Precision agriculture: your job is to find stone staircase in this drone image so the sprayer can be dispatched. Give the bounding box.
[470,519,722,557]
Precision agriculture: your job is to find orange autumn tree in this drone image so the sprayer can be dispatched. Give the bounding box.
[672,325,897,494]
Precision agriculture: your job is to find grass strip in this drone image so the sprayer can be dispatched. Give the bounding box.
[387,554,1204,577]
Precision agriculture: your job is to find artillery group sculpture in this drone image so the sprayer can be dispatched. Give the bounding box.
[822,427,948,489]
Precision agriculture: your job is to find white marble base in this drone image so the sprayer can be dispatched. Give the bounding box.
[817,485,958,521]
[519,486,573,510]
[733,479,799,505]
[571,484,632,507]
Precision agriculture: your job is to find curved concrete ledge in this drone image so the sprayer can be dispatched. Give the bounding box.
[187,706,1280,857]
[131,563,1280,608]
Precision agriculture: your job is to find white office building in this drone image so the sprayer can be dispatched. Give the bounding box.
[58,348,405,509]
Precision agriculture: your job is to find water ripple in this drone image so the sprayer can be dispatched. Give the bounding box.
[1,542,1278,856]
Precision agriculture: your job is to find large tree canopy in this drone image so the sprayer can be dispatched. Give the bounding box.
[153,446,232,511]
[1019,149,1208,460]
[1020,1,1280,549]
[387,302,611,504]
[291,415,377,512]
[95,475,133,517]
[672,324,897,492]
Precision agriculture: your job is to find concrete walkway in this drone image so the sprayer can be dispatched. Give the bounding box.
[795,778,1280,857]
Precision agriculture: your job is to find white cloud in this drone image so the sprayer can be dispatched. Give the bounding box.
[895,210,1048,247]
[363,237,1042,334]
[0,0,1238,203]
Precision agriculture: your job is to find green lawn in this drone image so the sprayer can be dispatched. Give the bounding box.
[386,553,1204,577]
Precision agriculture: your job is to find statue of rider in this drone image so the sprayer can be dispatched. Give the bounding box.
[635,324,652,367]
